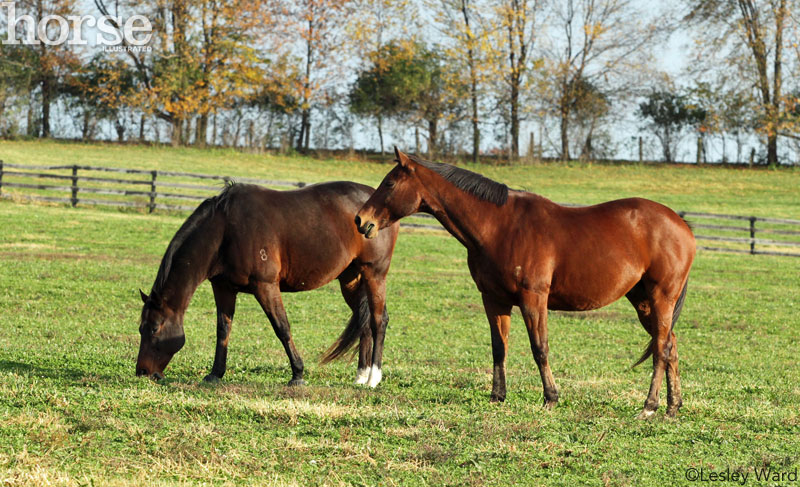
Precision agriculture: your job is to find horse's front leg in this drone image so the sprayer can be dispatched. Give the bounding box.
[204,280,237,382]
[254,282,305,386]
[482,295,512,402]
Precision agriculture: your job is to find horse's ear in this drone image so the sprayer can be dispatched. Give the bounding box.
[394,147,411,167]
[139,289,149,304]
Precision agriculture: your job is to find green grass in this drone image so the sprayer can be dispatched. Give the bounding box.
[0,140,799,486]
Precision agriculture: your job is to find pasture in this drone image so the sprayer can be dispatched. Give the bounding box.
[1,140,799,486]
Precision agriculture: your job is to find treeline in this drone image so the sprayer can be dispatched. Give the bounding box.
[1,0,799,165]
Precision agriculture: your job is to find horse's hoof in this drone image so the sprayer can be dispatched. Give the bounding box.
[489,394,506,403]
[543,400,557,410]
[203,374,221,383]
[636,408,657,420]
[354,368,370,385]
[665,407,680,418]
[288,378,306,387]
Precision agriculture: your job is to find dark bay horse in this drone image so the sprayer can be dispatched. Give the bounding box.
[355,149,695,418]
[137,182,399,388]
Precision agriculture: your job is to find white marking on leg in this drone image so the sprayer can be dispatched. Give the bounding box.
[355,367,370,385]
[637,409,656,420]
[366,365,382,388]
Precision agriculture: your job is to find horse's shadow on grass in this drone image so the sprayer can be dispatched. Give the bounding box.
[0,359,119,384]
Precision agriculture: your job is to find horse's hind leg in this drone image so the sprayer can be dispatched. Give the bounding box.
[338,272,373,384]
[665,330,682,417]
[519,292,559,409]
[204,280,237,382]
[361,266,389,388]
[254,282,305,386]
[627,280,679,419]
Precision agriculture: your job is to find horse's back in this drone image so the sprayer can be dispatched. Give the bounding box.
[215,182,382,291]
[511,195,695,310]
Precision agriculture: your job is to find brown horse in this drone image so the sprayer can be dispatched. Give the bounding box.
[355,149,695,418]
[137,182,398,388]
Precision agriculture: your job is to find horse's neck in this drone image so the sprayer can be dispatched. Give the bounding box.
[423,179,507,254]
[158,222,223,313]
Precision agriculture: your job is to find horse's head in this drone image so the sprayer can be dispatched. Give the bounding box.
[356,148,425,239]
[136,289,185,380]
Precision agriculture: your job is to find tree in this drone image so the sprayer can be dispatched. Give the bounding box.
[685,0,793,166]
[280,0,352,152]
[568,77,610,160]
[488,0,543,159]
[542,0,666,161]
[430,0,493,162]
[349,42,458,158]
[4,0,81,138]
[638,90,707,163]
[691,82,756,163]
[94,0,271,146]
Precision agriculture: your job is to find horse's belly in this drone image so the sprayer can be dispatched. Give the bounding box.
[548,261,643,311]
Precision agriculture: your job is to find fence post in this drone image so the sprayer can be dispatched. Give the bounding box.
[149,170,157,213]
[749,217,756,254]
[0,160,4,196]
[71,165,78,207]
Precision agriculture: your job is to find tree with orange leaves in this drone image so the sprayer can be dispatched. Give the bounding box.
[94,0,274,146]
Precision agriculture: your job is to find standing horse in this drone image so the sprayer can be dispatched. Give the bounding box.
[355,148,695,418]
[136,182,398,388]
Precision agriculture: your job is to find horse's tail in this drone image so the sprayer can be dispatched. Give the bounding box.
[320,286,372,364]
[632,278,689,368]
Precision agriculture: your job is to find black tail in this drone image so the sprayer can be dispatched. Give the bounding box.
[320,287,371,364]
[632,278,689,368]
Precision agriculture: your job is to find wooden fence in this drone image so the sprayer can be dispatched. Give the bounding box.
[1,161,799,257]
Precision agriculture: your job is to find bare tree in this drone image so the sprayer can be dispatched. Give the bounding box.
[685,0,793,166]
[541,0,667,161]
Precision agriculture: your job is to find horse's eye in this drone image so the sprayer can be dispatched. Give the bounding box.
[385,180,396,188]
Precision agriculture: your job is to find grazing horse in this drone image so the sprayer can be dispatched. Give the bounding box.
[355,148,695,418]
[136,182,398,388]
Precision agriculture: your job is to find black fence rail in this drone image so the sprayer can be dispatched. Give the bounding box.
[1,161,798,257]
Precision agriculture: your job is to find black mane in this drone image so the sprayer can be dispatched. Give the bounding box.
[408,154,509,206]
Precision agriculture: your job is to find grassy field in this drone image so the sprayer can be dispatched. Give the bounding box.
[1,140,799,486]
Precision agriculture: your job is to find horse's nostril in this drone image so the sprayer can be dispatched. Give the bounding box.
[354,215,362,228]
[136,368,148,377]
[151,371,164,381]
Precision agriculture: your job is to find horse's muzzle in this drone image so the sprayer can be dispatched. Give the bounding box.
[355,215,377,238]
[136,367,164,381]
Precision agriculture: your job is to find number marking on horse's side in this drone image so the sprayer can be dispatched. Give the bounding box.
[260,249,268,261]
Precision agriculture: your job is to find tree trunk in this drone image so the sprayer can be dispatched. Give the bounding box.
[559,110,570,161]
[40,77,51,138]
[767,133,778,166]
[304,113,310,151]
[377,115,384,156]
[195,113,208,147]
[510,83,519,160]
[427,118,438,160]
[462,0,479,164]
[82,110,91,141]
[171,117,183,147]
[139,114,146,142]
